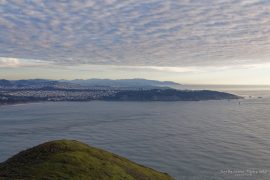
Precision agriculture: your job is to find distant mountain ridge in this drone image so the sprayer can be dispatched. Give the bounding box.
[0,79,75,89]
[0,79,180,89]
[61,78,180,87]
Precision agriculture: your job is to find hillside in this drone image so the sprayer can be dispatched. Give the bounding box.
[0,79,77,89]
[0,140,173,180]
[103,89,241,101]
[63,78,180,87]
[0,79,180,89]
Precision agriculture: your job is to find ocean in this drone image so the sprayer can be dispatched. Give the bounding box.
[0,85,270,179]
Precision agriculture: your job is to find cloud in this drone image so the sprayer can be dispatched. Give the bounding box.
[0,0,270,67]
[0,57,20,67]
[0,57,51,68]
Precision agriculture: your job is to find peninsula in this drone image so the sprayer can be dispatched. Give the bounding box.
[0,79,241,105]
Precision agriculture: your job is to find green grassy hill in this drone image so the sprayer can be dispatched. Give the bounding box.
[0,140,173,180]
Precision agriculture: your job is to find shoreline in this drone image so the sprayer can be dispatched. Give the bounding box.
[0,101,45,107]
[0,98,243,107]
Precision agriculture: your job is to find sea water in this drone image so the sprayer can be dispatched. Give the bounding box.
[0,86,270,179]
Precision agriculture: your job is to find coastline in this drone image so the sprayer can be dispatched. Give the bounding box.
[0,101,45,107]
[0,88,243,107]
[0,98,243,107]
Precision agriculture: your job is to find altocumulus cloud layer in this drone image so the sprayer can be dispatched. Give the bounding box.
[1,0,270,67]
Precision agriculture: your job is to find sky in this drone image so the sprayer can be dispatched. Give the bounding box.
[0,0,270,84]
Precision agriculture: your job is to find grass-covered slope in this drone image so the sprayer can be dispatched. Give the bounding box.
[0,140,173,180]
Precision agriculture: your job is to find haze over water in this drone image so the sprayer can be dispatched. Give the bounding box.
[0,86,270,179]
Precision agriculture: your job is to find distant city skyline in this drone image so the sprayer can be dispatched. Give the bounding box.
[1,0,270,85]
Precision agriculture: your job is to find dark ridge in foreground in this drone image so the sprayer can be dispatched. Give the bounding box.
[0,140,173,180]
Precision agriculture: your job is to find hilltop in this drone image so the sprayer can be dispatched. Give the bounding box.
[0,140,173,180]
